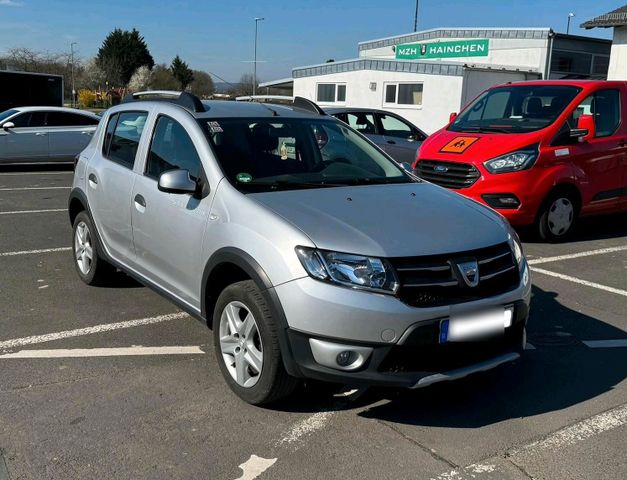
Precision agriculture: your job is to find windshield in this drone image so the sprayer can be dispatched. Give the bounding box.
[449,85,581,134]
[0,109,18,123]
[200,117,415,192]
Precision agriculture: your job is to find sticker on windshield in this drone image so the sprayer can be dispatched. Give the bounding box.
[440,136,479,154]
[236,172,253,183]
[207,121,223,133]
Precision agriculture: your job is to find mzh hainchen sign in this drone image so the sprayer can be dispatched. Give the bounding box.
[395,39,489,60]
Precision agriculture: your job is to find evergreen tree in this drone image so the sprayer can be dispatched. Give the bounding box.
[170,55,194,90]
[96,28,154,86]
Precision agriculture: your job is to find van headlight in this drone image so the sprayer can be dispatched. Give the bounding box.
[507,228,524,269]
[483,145,539,174]
[296,247,399,294]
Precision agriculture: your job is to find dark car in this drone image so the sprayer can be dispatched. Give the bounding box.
[325,107,427,164]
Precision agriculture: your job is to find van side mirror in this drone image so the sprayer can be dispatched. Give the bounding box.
[2,121,15,130]
[571,114,595,142]
[449,112,458,123]
[158,169,197,194]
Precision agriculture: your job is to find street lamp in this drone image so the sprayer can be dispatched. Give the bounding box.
[567,12,575,35]
[70,42,77,107]
[253,17,264,96]
[414,0,420,32]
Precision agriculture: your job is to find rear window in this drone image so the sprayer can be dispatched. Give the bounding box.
[450,85,581,134]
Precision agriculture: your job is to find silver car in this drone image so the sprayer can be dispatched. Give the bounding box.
[69,91,531,405]
[0,106,100,164]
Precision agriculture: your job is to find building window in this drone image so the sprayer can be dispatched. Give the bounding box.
[383,82,423,106]
[316,83,346,103]
[550,50,592,75]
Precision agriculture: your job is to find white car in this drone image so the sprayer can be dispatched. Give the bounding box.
[0,106,100,164]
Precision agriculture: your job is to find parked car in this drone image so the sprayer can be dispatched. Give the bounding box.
[325,107,427,164]
[69,91,530,405]
[413,80,627,241]
[0,106,100,164]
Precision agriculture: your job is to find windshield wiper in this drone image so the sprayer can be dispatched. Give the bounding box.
[458,126,513,134]
[237,179,347,190]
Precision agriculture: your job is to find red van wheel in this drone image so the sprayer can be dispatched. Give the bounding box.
[537,192,578,242]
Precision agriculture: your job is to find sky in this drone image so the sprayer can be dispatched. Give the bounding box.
[0,0,620,82]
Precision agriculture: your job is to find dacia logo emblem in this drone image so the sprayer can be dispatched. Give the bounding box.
[452,259,480,288]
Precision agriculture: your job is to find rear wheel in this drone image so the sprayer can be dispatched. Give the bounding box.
[213,280,298,405]
[537,192,578,242]
[72,211,114,285]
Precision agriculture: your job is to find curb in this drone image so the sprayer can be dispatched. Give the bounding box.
[0,450,9,480]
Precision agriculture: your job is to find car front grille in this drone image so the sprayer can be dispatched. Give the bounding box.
[415,159,480,189]
[389,242,519,308]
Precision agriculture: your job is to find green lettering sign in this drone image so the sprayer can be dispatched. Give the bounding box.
[395,39,489,60]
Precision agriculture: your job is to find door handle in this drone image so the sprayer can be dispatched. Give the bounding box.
[134,194,146,208]
[81,131,93,136]
[35,132,47,136]
[387,140,396,145]
[88,173,98,188]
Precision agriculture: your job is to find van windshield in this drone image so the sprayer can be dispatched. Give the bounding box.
[449,85,581,134]
[200,117,415,192]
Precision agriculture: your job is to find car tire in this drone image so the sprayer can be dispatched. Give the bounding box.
[72,211,115,285]
[213,280,299,405]
[536,191,578,242]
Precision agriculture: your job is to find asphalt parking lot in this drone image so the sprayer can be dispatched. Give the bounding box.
[0,165,625,480]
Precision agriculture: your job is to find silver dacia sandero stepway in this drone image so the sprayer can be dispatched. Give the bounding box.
[69,91,531,405]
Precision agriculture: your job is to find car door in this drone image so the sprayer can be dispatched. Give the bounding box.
[554,88,626,214]
[1,111,49,162]
[131,114,211,308]
[86,110,148,263]
[376,112,425,164]
[47,111,99,162]
[343,112,387,149]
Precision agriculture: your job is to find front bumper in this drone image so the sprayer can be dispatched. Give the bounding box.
[275,264,530,387]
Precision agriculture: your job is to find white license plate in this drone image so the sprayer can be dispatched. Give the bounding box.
[441,308,506,343]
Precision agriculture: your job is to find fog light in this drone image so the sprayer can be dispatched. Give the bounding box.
[504,306,514,328]
[336,351,355,366]
[482,194,521,209]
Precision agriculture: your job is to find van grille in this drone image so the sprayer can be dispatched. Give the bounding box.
[414,160,480,189]
[389,242,519,308]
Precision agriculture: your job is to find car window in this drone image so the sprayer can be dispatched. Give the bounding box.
[379,114,413,139]
[345,113,377,135]
[560,89,621,140]
[46,112,99,127]
[8,112,47,128]
[0,109,18,123]
[146,116,202,180]
[104,111,147,169]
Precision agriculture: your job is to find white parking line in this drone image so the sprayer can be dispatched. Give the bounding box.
[233,455,277,480]
[0,346,204,358]
[528,245,627,265]
[276,411,334,447]
[0,171,72,176]
[0,312,189,350]
[530,267,627,297]
[0,208,66,215]
[582,339,627,348]
[0,186,71,191]
[0,247,71,257]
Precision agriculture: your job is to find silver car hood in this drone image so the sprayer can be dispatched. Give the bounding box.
[249,183,508,258]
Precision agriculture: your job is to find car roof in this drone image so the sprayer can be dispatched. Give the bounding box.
[493,80,627,89]
[324,107,390,114]
[197,100,326,119]
[11,106,100,118]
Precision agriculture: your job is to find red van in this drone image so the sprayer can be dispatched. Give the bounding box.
[413,80,627,241]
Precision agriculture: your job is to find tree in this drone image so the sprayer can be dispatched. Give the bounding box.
[170,55,194,90]
[128,65,152,92]
[189,70,215,98]
[96,28,154,86]
[149,64,179,91]
[231,73,257,97]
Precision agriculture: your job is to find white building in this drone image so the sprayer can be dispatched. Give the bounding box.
[279,27,610,134]
[582,5,627,80]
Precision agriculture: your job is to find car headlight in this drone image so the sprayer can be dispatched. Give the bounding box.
[296,247,399,294]
[507,227,524,269]
[483,145,539,174]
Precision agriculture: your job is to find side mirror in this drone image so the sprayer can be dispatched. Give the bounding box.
[158,169,197,194]
[572,114,595,142]
[2,121,15,130]
[449,112,458,123]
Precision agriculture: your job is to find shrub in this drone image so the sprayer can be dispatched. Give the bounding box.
[78,89,97,108]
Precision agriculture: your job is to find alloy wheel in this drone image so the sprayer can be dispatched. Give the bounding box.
[547,197,574,236]
[74,221,93,275]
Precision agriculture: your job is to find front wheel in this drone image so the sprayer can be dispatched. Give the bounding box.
[213,280,298,405]
[536,192,578,242]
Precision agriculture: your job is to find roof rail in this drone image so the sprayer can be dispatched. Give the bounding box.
[121,90,205,113]
[293,96,326,115]
[235,95,294,102]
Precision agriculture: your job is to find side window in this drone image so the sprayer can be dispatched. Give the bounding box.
[47,112,98,127]
[346,113,377,134]
[592,89,620,137]
[379,114,412,139]
[10,113,33,128]
[146,116,202,180]
[103,113,119,156]
[105,111,147,169]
